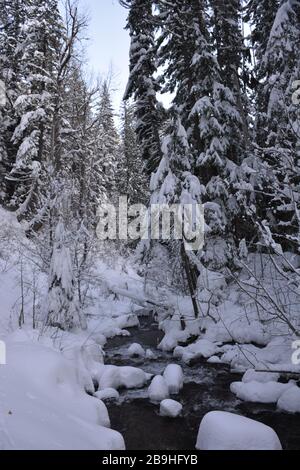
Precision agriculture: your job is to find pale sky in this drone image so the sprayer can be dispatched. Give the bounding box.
[81,0,130,113]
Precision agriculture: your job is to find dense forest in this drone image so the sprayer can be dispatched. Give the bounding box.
[0,0,300,452]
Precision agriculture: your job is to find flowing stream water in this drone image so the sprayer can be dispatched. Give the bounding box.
[104,314,300,450]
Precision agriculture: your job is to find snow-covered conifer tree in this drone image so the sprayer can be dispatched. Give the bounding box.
[46,219,84,331]
[118,101,148,205]
[8,0,63,216]
[120,0,163,174]
[95,82,120,203]
[254,0,300,250]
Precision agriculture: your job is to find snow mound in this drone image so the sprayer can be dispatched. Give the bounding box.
[230,380,295,404]
[207,355,222,364]
[277,387,300,414]
[146,349,156,360]
[242,369,280,383]
[174,339,219,364]
[160,399,182,418]
[98,365,151,390]
[0,340,124,450]
[148,375,169,403]
[94,388,120,402]
[163,364,184,394]
[128,343,145,358]
[196,411,282,450]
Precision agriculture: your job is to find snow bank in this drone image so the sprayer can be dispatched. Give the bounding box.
[0,340,125,450]
[128,343,145,358]
[196,411,282,450]
[148,375,169,403]
[163,364,184,394]
[160,399,182,418]
[89,313,139,340]
[98,365,151,390]
[230,380,295,404]
[220,337,300,373]
[277,387,300,414]
[174,339,219,364]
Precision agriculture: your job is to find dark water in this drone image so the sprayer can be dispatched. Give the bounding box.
[104,315,300,450]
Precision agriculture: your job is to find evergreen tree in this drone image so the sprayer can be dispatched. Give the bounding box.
[255,0,300,250]
[210,0,250,160]
[8,0,63,216]
[46,219,83,331]
[120,0,162,174]
[246,0,280,66]
[149,113,204,316]
[95,82,119,203]
[118,101,148,205]
[156,0,251,269]
[0,0,27,203]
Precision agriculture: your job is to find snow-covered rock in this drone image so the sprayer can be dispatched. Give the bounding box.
[230,380,295,404]
[160,399,183,418]
[128,343,145,358]
[196,411,282,450]
[91,332,107,347]
[148,375,169,403]
[146,349,155,360]
[242,369,280,383]
[163,364,184,394]
[94,388,120,402]
[174,339,219,364]
[277,387,300,414]
[98,365,152,390]
[207,355,222,364]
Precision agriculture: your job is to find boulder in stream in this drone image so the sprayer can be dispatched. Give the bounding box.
[160,399,183,418]
[196,411,282,450]
[163,364,183,394]
[148,375,169,403]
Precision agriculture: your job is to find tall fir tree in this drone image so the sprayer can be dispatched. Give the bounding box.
[95,81,119,203]
[118,101,148,205]
[120,0,162,174]
[149,112,204,316]
[156,0,251,269]
[46,219,84,331]
[254,0,300,251]
[7,0,63,216]
[0,0,27,203]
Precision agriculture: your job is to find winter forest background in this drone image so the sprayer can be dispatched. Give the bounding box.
[0,0,300,452]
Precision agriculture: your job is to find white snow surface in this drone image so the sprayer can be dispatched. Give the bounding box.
[230,380,296,404]
[196,411,282,450]
[242,369,280,383]
[160,399,183,418]
[174,339,219,364]
[148,375,170,403]
[277,387,300,414]
[0,339,125,450]
[97,365,152,391]
[94,388,120,402]
[128,343,145,358]
[145,349,156,360]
